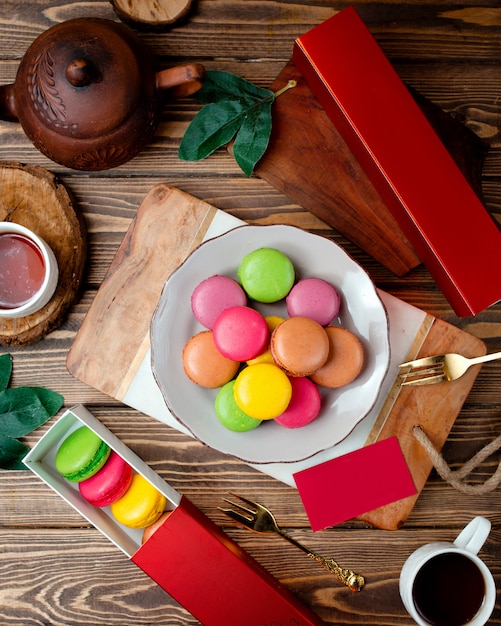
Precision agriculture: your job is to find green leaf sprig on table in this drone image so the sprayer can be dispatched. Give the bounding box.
[178,70,296,176]
[0,354,64,470]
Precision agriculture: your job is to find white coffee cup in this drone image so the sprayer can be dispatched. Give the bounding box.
[0,222,59,318]
[399,517,496,626]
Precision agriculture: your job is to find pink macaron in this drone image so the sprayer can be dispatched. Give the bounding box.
[286,278,341,326]
[191,274,247,329]
[274,376,322,428]
[213,306,269,361]
[78,450,133,507]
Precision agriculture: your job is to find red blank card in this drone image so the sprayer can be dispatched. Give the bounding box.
[293,437,417,531]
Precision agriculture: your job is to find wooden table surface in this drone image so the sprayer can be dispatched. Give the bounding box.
[1,1,501,624]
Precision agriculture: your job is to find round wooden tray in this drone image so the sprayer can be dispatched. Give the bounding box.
[0,162,87,346]
[111,0,193,28]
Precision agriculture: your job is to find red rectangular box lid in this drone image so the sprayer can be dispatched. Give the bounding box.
[133,496,326,626]
[292,7,501,316]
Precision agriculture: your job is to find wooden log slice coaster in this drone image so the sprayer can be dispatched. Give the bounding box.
[111,0,193,29]
[0,162,86,346]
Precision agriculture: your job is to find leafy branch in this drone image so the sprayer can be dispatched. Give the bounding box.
[0,354,64,470]
[178,70,296,176]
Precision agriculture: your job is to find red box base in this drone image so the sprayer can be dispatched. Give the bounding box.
[133,496,326,626]
[292,7,501,317]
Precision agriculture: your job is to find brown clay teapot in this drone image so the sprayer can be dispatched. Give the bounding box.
[0,18,205,171]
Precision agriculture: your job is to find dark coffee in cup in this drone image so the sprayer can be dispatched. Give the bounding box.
[412,552,485,626]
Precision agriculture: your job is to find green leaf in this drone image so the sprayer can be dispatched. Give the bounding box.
[0,387,64,438]
[179,70,279,175]
[195,70,273,104]
[0,355,64,471]
[233,98,273,176]
[0,354,12,392]
[0,433,30,470]
[179,100,248,161]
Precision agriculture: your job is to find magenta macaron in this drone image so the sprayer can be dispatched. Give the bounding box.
[212,305,269,361]
[78,450,133,507]
[274,376,322,429]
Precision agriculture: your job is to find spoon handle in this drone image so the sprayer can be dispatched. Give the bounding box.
[278,528,365,592]
[307,552,365,592]
[470,351,501,366]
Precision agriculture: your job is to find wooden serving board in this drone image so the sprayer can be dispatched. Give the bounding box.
[67,185,486,530]
[252,62,488,277]
[0,162,87,346]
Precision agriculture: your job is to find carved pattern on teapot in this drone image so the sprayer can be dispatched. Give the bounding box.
[72,146,134,171]
[29,50,76,130]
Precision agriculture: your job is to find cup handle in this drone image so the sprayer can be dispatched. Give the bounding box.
[453,516,491,555]
[155,63,205,98]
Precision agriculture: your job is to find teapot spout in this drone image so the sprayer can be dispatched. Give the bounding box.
[0,84,18,122]
[156,63,205,99]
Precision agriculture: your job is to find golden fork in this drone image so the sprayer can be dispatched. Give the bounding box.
[398,350,501,386]
[219,493,365,592]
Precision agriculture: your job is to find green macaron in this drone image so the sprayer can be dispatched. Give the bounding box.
[55,426,111,482]
[237,248,295,303]
[215,380,262,432]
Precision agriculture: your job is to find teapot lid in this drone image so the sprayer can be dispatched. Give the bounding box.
[19,18,146,139]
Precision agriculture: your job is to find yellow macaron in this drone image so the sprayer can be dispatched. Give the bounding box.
[234,362,292,420]
[110,473,166,529]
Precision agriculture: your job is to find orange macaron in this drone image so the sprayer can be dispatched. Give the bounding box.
[182,330,239,388]
[310,326,364,388]
[270,316,329,377]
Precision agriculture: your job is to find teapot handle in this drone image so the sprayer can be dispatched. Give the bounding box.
[0,84,18,122]
[156,63,205,98]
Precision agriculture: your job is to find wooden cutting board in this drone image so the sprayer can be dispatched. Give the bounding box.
[67,185,486,530]
[252,62,489,277]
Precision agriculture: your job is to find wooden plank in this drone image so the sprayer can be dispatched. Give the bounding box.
[1,2,500,624]
[0,525,499,625]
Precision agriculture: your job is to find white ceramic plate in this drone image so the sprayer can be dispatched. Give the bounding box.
[151,224,390,464]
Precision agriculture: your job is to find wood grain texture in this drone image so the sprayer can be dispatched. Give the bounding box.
[111,0,193,29]
[66,185,218,399]
[361,316,486,529]
[1,0,501,624]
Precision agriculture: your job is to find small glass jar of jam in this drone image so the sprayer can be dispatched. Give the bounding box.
[0,222,59,318]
